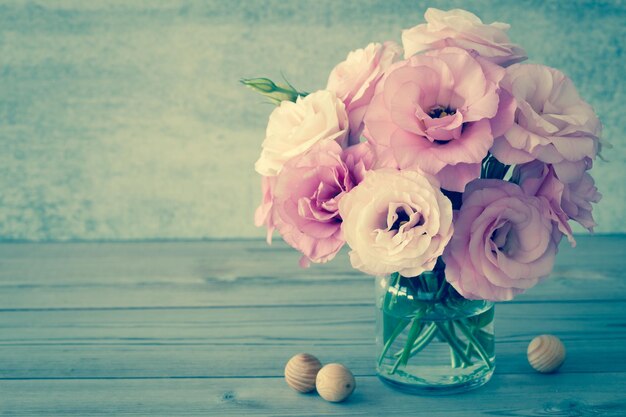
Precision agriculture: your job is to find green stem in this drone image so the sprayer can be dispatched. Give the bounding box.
[455,320,494,370]
[385,272,401,311]
[393,322,437,358]
[445,322,464,368]
[425,274,439,293]
[463,342,473,367]
[405,276,419,294]
[476,328,495,341]
[450,345,462,368]
[447,322,463,368]
[378,317,410,367]
[390,313,425,374]
[434,278,448,300]
[379,273,411,367]
[434,321,473,367]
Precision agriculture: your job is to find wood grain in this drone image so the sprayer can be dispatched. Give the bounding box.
[0,236,624,309]
[0,301,624,379]
[0,236,624,415]
[0,374,624,416]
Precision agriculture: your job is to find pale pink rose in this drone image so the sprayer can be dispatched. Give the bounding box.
[491,64,602,183]
[254,176,278,244]
[560,159,602,231]
[402,8,527,67]
[338,168,453,277]
[512,160,575,246]
[341,140,376,184]
[363,47,515,191]
[443,179,563,301]
[271,141,369,266]
[327,42,402,145]
[562,173,601,231]
[255,90,349,177]
[514,159,602,234]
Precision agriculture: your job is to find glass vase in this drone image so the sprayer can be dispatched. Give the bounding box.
[375,265,495,395]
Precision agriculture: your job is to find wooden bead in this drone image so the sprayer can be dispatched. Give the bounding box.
[315,363,356,402]
[284,353,322,393]
[527,334,566,373]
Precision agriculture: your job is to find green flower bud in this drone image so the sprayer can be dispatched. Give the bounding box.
[241,77,277,93]
[240,77,307,105]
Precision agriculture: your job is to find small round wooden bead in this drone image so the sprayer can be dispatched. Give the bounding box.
[284,353,322,393]
[315,363,356,402]
[527,334,566,373]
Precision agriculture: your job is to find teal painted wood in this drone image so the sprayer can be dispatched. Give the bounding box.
[0,375,624,416]
[0,236,624,415]
[0,302,624,379]
[0,235,624,309]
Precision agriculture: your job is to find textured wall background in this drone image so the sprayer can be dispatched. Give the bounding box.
[0,0,624,241]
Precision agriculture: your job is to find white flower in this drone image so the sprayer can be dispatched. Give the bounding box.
[255,90,349,177]
[402,8,527,67]
[326,42,402,144]
[338,168,454,277]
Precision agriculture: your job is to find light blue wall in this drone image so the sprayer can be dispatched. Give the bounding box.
[0,0,624,241]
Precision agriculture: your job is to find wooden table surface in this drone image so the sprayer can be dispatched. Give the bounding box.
[0,235,624,416]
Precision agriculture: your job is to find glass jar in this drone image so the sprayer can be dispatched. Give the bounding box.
[375,266,495,394]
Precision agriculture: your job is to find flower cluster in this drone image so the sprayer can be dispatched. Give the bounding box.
[245,8,602,301]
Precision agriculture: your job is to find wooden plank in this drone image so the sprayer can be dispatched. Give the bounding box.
[0,337,622,381]
[0,302,623,379]
[0,238,623,416]
[0,374,624,416]
[2,236,623,284]
[0,236,624,309]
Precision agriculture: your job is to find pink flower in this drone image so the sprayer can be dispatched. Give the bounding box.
[327,42,402,145]
[561,168,602,231]
[271,141,370,266]
[254,176,278,244]
[491,64,602,183]
[512,161,575,246]
[443,179,562,301]
[402,8,527,67]
[514,159,602,234]
[341,140,376,184]
[255,90,349,177]
[338,168,453,277]
[363,47,515,191]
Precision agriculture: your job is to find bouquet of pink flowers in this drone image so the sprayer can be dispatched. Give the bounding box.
[243,8,602,391]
